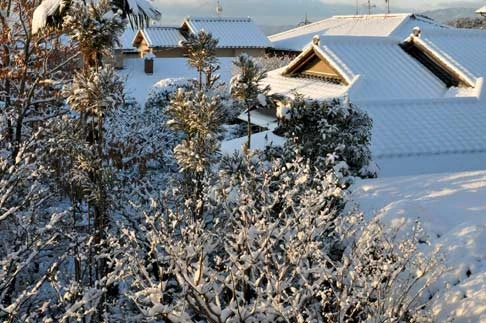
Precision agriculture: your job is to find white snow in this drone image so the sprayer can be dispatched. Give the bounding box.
[32,0,61,34]
[221,130,285,154]
[143,52,156,60]
[183,17,271,49]
[118,57,234,105]
[270,14,448,51]
[256,93,267,106]
[351,171,486,322]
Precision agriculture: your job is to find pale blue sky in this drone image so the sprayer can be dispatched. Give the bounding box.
[152,0,484,25]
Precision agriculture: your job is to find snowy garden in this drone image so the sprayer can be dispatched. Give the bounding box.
[1,0,485,322]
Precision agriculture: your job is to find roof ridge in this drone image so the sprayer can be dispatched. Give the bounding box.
[185,16,252,22]
[145,26,180,29]
[269,17,335,39]
[269,13,414,40]
[332,13,411,19]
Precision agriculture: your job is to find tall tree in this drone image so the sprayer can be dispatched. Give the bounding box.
[1,0,78,159]
[182,30,219,92]
[231,54,271,149]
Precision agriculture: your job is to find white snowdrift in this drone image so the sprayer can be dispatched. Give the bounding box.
[351,171,486,322]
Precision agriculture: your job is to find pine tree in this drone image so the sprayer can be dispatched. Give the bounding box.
[231,54,271,149]
[166,88,224,219]
[32,0,161,34]
[182,30,219,92]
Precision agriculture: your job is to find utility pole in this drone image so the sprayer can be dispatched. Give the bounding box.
[366,0,376,15]
[386,0,390,14]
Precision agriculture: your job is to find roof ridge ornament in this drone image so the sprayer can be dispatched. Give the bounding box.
[412,26,421,38]
[216,0,223,17]
[312,35,320,46]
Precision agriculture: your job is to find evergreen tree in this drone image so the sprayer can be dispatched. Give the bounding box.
[166,89,224,219]
[276,96,376,179]
[231,54,271,149]
[182,30,220,92]
[32,0,160,34]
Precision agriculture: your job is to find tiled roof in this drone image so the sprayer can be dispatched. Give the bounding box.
[138,27,185,48]
[265,37,449,102]
[270,13,448,51]
[118,27,138,51]
[182,16,271,48]
[361,97,486,158]
[264,14,486,171]
[418,29,486,81]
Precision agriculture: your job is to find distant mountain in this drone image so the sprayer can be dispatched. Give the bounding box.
[420,8,478,23]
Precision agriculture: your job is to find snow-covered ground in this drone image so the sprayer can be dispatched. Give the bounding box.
[221,130,285,154]
[119,57,235,105]
[351,171,486,322]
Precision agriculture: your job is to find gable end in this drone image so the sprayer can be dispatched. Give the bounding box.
[400,39,473,88]
[284,47,347,85]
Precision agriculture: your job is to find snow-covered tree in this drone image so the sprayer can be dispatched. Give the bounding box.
[111,150,440,322]
[182,30,220,92]
[166,88,225,218]
[61,0,125,68]
[231,54,271,149]
[276,96,376,179]
[32,0,161,34]
[1,0,78,159]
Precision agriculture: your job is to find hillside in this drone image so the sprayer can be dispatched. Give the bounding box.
[421,7,478,22]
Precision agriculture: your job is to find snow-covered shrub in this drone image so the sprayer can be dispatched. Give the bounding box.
[64,65,125,118]
[0,138,74,322]
[276,96,376,179]
[166,88,225,217]
[145,78,197,111]
[104,103,178,174]
[113,151,440,322]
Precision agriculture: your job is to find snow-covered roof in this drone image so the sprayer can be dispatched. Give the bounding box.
[133,26,185,48]
[262,17,486,172]
[270,13,447,51]
[361,95,486,159]
[266,36,455,101]
[221,130,285,154]
[418,29,486,81]
[182,16,271,48]
[118,27,139,51]
[236,109,279,130]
